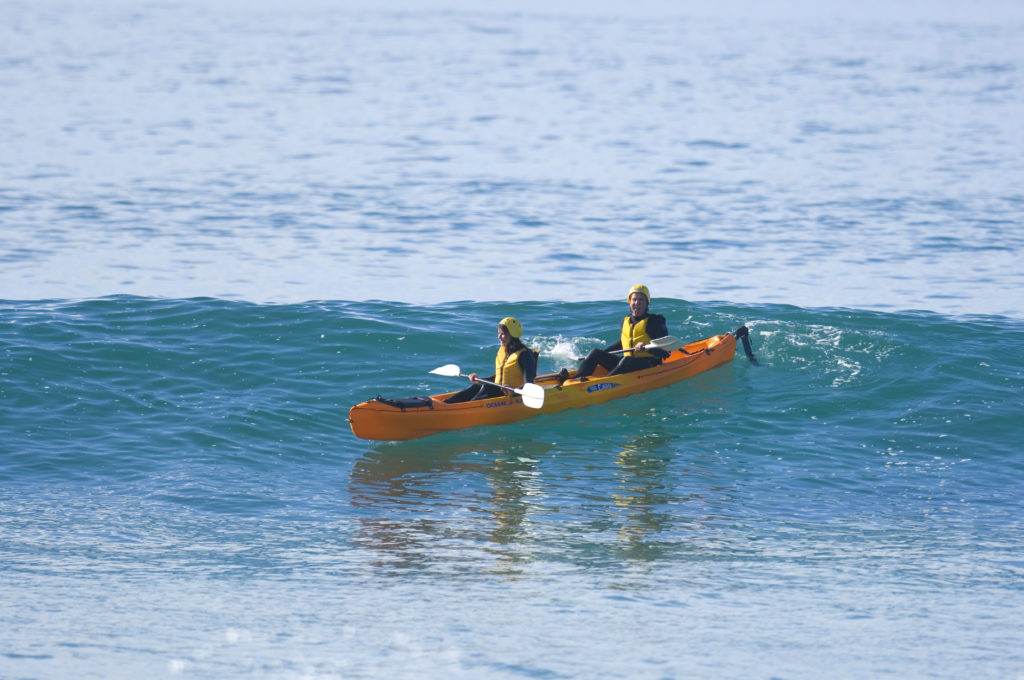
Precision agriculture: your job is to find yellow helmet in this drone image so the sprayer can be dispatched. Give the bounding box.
[499,317,523,338]
[627,284,650,303]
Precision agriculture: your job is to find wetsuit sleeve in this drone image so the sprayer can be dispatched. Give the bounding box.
[604,340,623,352]
[521,350,538,382]
[648,314,668,339]
[648,314,670,358]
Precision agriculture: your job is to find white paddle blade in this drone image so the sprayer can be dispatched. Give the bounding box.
[649,335,685,351]
[519,382,545,409]
[429,364,462,377]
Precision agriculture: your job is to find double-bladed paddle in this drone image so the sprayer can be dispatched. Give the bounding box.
[609,335,686,354]
[429,364,545,409]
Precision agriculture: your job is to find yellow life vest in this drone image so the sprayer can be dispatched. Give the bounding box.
[620,315,655,358]
[495,346,527,388]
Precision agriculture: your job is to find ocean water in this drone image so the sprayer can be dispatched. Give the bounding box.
[2,1,1024,679]
[3,0,1024,314]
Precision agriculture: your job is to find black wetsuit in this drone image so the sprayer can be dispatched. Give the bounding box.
[444,343,537,403]
[575,313,669,379]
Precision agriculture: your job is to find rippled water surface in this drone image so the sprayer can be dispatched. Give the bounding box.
[2,0,1023,315]
[2,1,1024,678]
[3,298,1023,678]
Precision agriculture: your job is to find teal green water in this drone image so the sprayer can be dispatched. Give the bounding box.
[2,297,1022,677]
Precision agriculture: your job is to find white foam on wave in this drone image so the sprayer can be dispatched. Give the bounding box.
[529,335,600,365]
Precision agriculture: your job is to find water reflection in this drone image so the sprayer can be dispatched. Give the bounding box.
[348,428,726,574]
[610,433,676,562]
[348,435,552,575]
[485,453,543,547]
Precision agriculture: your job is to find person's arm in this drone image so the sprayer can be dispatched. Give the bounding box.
[520,350,538,383]
[604,339,623,352]
[645,315,670,358]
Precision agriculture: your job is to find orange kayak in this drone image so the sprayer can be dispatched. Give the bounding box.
[349,327,752,441]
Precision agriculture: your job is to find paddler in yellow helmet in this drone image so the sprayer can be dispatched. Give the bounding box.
[567,284,670,381]
[444,317,538,403]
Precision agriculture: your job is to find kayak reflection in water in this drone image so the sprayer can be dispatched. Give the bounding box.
[568,284,670,382]
[444,317,538,403]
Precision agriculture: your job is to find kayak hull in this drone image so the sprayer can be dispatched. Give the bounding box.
[349,330,738,441]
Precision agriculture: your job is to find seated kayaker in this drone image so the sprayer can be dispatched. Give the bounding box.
[566,284,670,381]
[444,317,538,403]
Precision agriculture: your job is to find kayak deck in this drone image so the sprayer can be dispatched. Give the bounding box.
[349,329,742,441]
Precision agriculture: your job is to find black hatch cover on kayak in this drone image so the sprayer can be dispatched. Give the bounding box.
[373,395,435,411]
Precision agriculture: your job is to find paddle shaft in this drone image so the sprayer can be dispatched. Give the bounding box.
[459,373,545,409]
[430,363,539,395]
[468,374,523,395]
[609,335,684,355]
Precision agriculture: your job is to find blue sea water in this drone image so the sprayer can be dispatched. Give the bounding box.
[2,1,1024,678]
